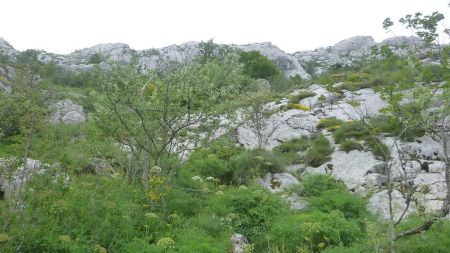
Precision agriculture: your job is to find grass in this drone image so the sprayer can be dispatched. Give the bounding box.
[305,134,333,167]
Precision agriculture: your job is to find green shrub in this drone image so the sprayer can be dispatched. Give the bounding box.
[207,186,286,249]
[238,50,280,81]
[365,136,390,160]
[284,103,311,111]
[170,228,227,253]
[273,136,310,153]
[333,121,369,144]
[305,135,333,167]
[369,115,425,142]
[339,140,364,152]
[309,189,368,219]
[302,175,346,197]
[1,175,149,253]
[267,210,364,252]
[332,120,390,159]
[317,117,345,132]
[182,155,231,182]
[287,91,317,103]
[164,188,203,217]
[322,245,364,253]
[395,218,450,253]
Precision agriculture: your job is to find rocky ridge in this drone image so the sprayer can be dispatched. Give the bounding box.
[0,36,423,83]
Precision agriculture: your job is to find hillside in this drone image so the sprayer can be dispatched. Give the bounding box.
[0,28,449,253]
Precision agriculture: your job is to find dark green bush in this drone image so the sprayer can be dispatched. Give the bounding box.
[309,189,368,219]
[287,91,317,103]
[305,135,333,167]
[182,155,231,182]
[273,136,310,153]
[238,50,280,81]
[267,210,364,252]
[317,117,345,132]
[207,186,286,249]
[302,175,346,197]
[339,140,364,152]
[333,121,369,144]
[369,115,425,142]
[1,175,149,253]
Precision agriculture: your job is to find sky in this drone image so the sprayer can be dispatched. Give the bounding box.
[1,0,449,54]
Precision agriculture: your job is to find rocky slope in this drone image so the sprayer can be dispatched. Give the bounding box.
[0,35,423,83]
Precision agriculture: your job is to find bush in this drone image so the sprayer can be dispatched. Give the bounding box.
[332,121,389,159]
[302,175,346,197]
[333,121,369,144]
[207,185,286,249]
[304,135,333,167]
[182,155,231,182]
[339,140,364,152]
[317,117,345,132]
[1,175,150,253]
[273,137,310,153]
[284,103,310,111]
[267,210,364,252]
[369,115,424,142]
[309,189,368,219]
[238,50,280,81]
[287,91,317,103]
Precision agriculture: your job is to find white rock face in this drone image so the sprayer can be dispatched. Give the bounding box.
[258,173,300,193]
[305,150,384,192]
[331,36,376,53]
[322,89,388,120]
[368,189,417,220]
[0,37,19,58]
[238,109,318,149]
[237,42,310,79]
[426,161,446,173]
[49,99,86,124]
[401,136,448,160]
[230,234,249,253]
[0,158,44,200]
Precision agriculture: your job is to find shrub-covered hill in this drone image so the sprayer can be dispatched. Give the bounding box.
[1,12,450,252]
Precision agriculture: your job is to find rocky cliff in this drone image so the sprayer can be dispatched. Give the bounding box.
[0,35,423,81]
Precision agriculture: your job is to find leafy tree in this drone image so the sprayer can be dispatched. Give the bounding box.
[238,50,280,80]
[99,56,252,182]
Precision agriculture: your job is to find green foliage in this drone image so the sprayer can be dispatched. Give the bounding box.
[395,219,450,253]
[369,115,424,141]
[273,137,310,153]
[88,53,103,64]
[317,117,345,132]
[207,185,286,249]
[339,140,363,152]
[398,11,445,45]
[287,91,317,103]
[239,50,280,81]
[183,143,286,185]
[0,175,149,253]
[309,189,368,220]
[333,121,389,159]
[304,135,333,167]
[267,210,364,252]
[284,103,311,111]
[302,175,346,197]
[182,155,231,182]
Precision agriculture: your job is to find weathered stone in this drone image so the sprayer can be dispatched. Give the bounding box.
[49,99,86,124]
[368,189,417,220]
[305,150,384,192]
[258,173,300,193]
[230,234,248,253]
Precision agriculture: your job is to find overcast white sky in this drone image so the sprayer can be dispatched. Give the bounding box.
[1,0,449,54]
